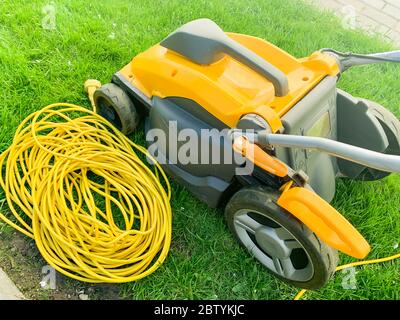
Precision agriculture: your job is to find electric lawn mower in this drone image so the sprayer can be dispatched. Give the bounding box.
[91,19,400,289]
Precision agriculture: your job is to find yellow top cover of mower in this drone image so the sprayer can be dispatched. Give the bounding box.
[118,32,339,132]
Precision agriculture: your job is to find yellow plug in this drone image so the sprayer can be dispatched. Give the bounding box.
[84,79,102,111]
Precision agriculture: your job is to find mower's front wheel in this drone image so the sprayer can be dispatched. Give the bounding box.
[94,83,139,135]
[225,186,338,290]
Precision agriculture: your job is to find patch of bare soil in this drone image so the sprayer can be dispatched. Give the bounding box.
[0,227,123,300]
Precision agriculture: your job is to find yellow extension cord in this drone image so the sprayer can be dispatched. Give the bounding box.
[0,103,172,283]
[294,253,400,300]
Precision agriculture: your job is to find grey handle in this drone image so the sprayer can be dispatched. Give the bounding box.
[368,50,400,61]
[260,133,400,173]
[160,19,289,96]
[221,39,289,96]
[321,48,400,71]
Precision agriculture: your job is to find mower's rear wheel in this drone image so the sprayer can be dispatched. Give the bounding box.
[225,186,338,290]
[94,83,139,135]
[356,99,400,181]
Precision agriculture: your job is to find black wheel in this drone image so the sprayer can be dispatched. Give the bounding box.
[93,83,139,135]
[355,99,400,181]
[225,186,338,290]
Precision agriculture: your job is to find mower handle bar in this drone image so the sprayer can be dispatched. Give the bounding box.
[230,130,400,173]
[321,48,400,72]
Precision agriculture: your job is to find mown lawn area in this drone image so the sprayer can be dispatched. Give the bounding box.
[0,0,399,299]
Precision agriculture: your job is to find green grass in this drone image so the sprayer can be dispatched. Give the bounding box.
[0,0,399,300]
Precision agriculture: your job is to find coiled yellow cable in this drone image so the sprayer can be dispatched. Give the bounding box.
[294,253,400,300]
[0,103,172,283]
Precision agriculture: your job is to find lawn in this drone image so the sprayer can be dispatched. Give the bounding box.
[0,0,399,300]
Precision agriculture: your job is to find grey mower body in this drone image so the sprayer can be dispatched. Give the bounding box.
[112,70,399,207]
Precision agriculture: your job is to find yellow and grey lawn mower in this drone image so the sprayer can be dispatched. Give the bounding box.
[92,19,400,289]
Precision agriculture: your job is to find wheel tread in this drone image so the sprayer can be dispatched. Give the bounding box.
[93,83,139,135]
